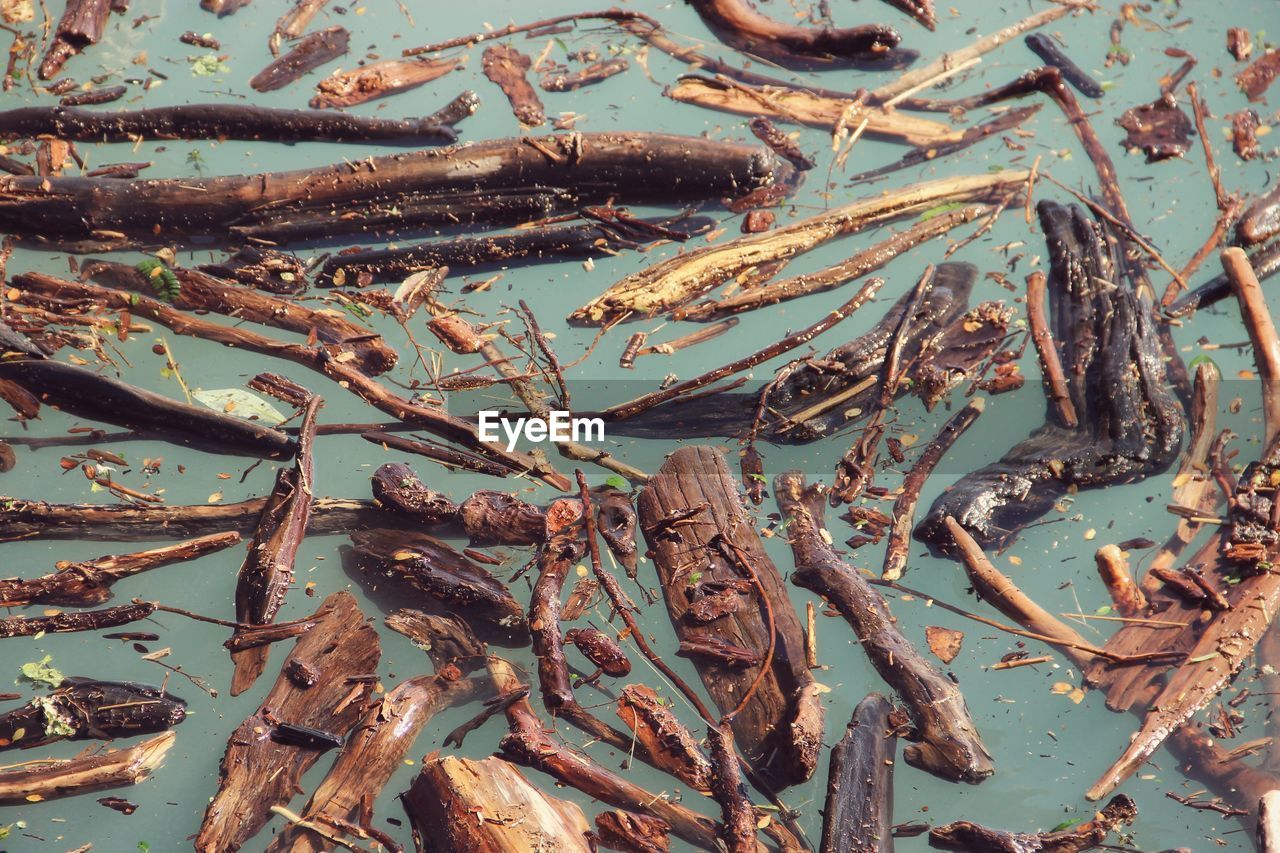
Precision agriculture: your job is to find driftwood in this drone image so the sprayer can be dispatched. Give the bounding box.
[685,0,900,68]
[0,495,392,542]
[0,531,240,606]
[0,601,156,638]
[84,261,397,375]
[311,58,460,109]
[250,26,349,92]
[917,201,1182,551]
[483,44,545,127]
[0,678,185,749]
[638,446,823,788]
[616,684,713,792]
[821,693,896,853]
[928,795,1137,852]
[271,0,328,51]
[1025,32,1103,98]
[0,730,173,804]
[39,0,114,79]
[0,104,461,144]
[1166,238,1280,318]
[571,171,1025,325]
[775,472,992,783]
[596,811,672,853]
[267,673,489,852]
[196,591,381,852]
[229,385,320,696]
[0,133,789,250]
[349,528,527,643]
[541,58,629,92]
[402,754,593,852]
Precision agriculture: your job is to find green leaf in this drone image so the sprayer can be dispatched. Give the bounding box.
[1094,605,1112,616]
[190,54,229,77]
[747,473,767,482]
[604,475,628,490]
[193,388,287,425]
[138,843,151,853]
[34,696,76,737]
[1050,819,1078,832]
[19,655,64,688]
[1188,354,1218,373]
[918,201,967,221]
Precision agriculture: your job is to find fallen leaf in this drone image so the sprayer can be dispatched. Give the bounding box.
[925,626,964,664]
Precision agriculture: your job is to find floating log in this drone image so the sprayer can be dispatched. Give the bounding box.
[0,730,173,804]
[250,25,349,92]
[0,531,240,607]
[1025,32,1104,98]
[267,673,490,853]
[917,201,1182,551]
[0,678,185,749]
[0,133,790,251]
[402,754,593,852]
[311,57,461,109]
[638,446,823,788]
[0,103,461,144]
[39,0,114,79]
[685,0,900,68]
[0,601,157,638]
[196,591,381,852]
[483,44,545,126]
[821,693,896,853]
[929,794,1137,851]
[776,473,993,783]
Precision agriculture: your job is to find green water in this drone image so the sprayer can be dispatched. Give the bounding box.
[3,0,1280,850]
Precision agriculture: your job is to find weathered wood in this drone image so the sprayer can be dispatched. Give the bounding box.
[0,133,787,250]
[638,446,823,788]
[776,473,993,784]
[311,58,460,109]
[403,754,593,852]
[0,678,185,749]
[686,0,899,68]
[250,26,349,92]
[196,591,381,852]
[821,693,896,853]
[39,0,114,79]
[267,674,490,852]
[929,795,1137,851]
[0,601,156,638]
[0,730,173,804]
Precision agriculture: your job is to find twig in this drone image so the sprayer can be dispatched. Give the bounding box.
[1026,271,1078,427]
[1222,247,1280,446]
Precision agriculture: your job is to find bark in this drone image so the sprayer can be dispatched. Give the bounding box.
[384,609,486,674]
[267,674,490,853]
[821,693,896,853]
[196,591,381,852]
[0,601,156,638]
[0,531,240,607]
[1025,32,1103,98]
[1166,238,1280,318]
[229,390,320,696]
[917,201,1183,551]
[38,0,113,79]
[0,103,461,143]
[541,58,629,92]
[402,754,593,852]
[0,730,173,804]
[0,678,185,749]
[311,58,461,109]
[349,528,527,643]
[1261,790,1280,852]
[572,171,1024,325]
[483,44,545,126]
[271,0,328,52]
[85,261,396,375]
[250,26,349,92]
[638,446,823,788]
[685,0,900,69]
[0,356,292,459]
[596,811,671,853]
[1117,93,1193,162]
[775,472,993,783]
[0,133,788,250]
[0,495,390,542]
[616,684,713,792]
[879,0,934,30]
[928,795,1137,852]
[318,213,714,287]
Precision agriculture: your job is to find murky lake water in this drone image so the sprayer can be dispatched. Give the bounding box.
[3,0,1280,850]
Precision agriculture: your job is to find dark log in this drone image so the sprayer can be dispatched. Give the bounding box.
[0,601,156,638]
[267,673,490,853]
[821,693,896,853]
[0,730,173,804]
[229,389,320,696]
[250,25,348,92]
[775,471,993,784]
[197,246,308,295]
[196,591,381,852]
[483,44,545,126]
[311,58,461,109]
[403,754,593,852]
[39,0,114,79]
[0,531,240,607]
[60,85,125,106]
[318,213,715,287]
[686,0,900,69]
[878,0,934,30]
[0,495,391,542]
[928,794,1137,852]
[638,445,823,788]
[384,609,486,674]
[83,261,397,375]
[1117,93,1193,162]
[917,202,1182,551]
[370,461,459,527]
[0,103,464,144]
[0,678,184,749]
[1025,33,1104,98]
[0,357,292,459]
[0,133,788,250]
[349,528,527,642]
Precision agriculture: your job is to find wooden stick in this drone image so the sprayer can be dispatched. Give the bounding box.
[1223,247,1280,446]
[1025,270,1078,428]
